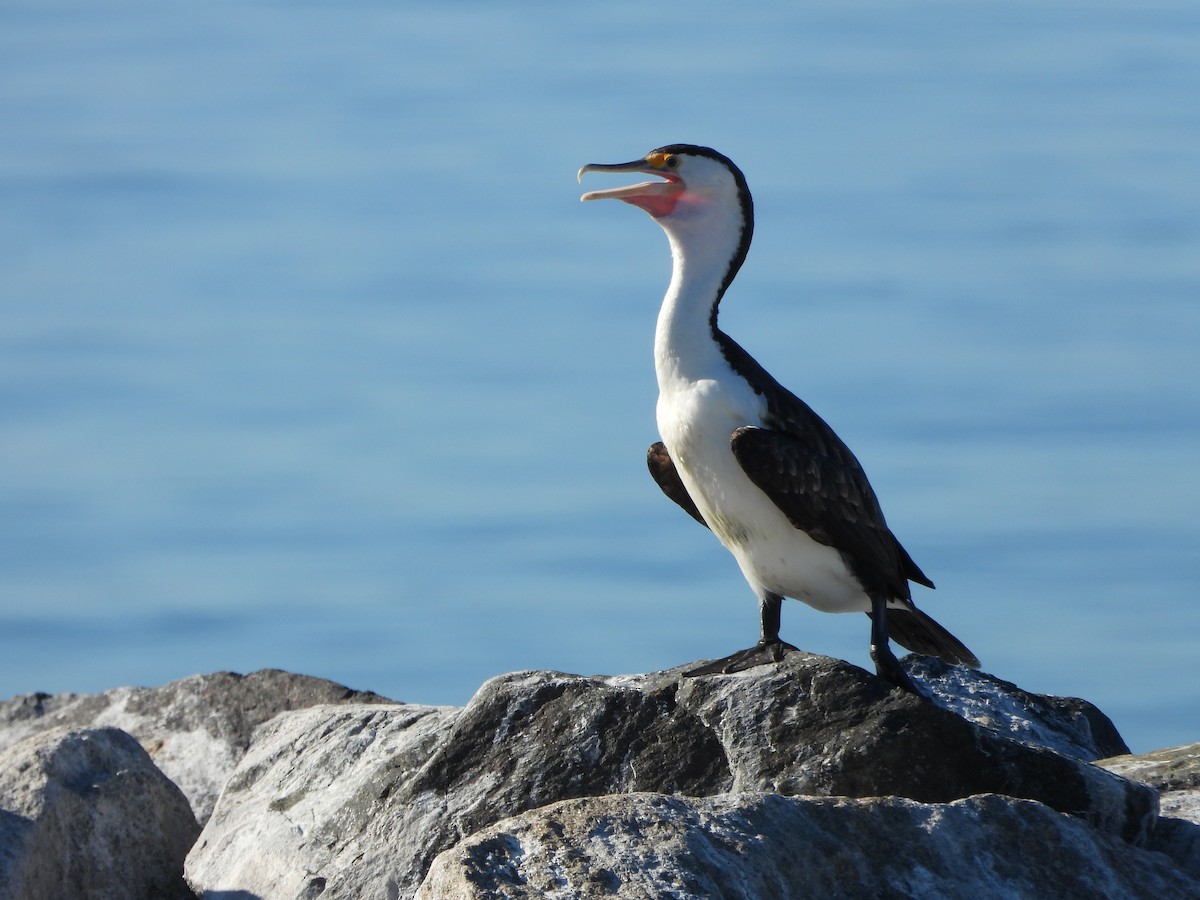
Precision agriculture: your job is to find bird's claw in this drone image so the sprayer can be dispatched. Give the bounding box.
[684,639,799,677]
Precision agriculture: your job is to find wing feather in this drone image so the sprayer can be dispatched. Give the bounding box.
[730,424,922,602]
[646,441,709,528]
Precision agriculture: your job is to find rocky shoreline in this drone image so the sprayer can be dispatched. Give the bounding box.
[1,656,1197,899]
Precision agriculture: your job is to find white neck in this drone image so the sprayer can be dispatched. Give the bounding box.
[653,205,745,389]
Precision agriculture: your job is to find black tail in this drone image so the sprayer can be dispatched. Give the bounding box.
[884,607,980,668]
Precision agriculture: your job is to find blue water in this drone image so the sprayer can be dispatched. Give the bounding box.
[2,1,1198,754]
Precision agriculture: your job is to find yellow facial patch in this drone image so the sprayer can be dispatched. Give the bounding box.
[645,151,672,169]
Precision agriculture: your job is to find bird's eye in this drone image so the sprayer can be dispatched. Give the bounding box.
[665,155,679,169]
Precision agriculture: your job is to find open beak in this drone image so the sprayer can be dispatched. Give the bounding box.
[578,158,684,218]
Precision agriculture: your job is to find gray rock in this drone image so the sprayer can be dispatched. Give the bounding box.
[185,655,1160,899]
[0,669,391,823]
[185,669,727,899]
[667,653,1154,841]
[905,656,1130,760]
[1099,740,1200,796]
[1099,741,1200,878]
[0,726,199,900]
[416,792,1200,900]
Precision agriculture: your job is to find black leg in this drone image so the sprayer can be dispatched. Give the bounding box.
[869,596,917,692]
[685,591,798,677]
[759,591,783,643]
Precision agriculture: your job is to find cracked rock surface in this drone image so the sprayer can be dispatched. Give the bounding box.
[182,654,1181,899]
[417,792,1200,900]
[0,668,392,824]
[3,657,1195,899]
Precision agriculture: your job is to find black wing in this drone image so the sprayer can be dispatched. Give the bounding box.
[730,424,928,602]
[713,329,934,598]
[647,442,709,528]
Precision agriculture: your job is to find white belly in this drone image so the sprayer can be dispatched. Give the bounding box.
[657,377,871,614]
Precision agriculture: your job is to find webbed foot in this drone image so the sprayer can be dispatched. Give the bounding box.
[684,639,799,677]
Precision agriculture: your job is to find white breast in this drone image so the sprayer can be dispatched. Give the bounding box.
[656,373,872,614]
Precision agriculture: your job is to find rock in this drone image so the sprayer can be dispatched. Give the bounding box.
[0,669,392,823]
[668,653,1154,841]
[905,656,1130,760]
[416,792,1200,900]
[0,660,1178,899]
[0,726,199,900]
[184,669,727,900]
[1099,741,1200,878]
[1099,740,1200,799]
[184,702,459,900]
[185,654,1160,899]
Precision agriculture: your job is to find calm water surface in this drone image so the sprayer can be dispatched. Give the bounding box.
[2,1,1198,753]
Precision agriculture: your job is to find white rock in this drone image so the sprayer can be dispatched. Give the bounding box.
[417,792,1200,900]
[0,669,391,824]
[185,702,458,900]
[0,726,198,900]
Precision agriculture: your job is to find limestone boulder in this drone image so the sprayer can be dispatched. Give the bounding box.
[0,669,391,823]
[417,792,1200,900]
[185,654,1159,899]
[0,726,199,900]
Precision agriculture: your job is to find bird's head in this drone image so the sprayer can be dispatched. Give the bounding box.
[578,144,752,225]
[578,144,754,295]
